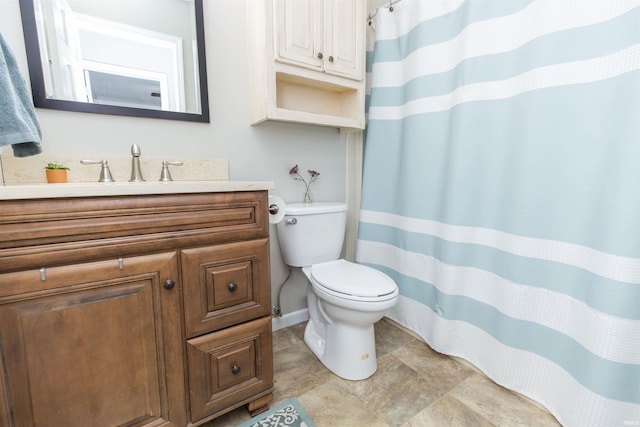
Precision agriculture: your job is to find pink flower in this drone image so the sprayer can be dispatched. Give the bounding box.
[289,165,320,203]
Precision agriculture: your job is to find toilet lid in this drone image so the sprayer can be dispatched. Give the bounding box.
[310,260,397,298]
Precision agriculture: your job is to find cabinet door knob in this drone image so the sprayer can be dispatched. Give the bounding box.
[317,52,323,59]
[328,55,334,62]
[228,282,238,292]
[164,279,176,290]
[231,364,241,375]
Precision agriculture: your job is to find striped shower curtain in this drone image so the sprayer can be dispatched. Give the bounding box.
[356,1,640,426]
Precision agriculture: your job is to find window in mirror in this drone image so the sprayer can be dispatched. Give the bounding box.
[85,71,163,110]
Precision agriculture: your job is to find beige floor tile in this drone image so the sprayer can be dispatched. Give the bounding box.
[272,325,304,352]
[403,394,495,427]
[288,321,307,343]
[298,378,388,427]
[341,353,447,427]
[393,339,475,392]
[206,406,251,427]
[272,337,335,403]
[374,318,417,357]
[449,374,561,427]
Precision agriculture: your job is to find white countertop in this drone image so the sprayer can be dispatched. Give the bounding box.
[0,180,274,200]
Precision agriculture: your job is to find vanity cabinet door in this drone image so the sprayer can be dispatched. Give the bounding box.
[0,252,186,427]
[186,316,273,422]
[181,239,271,338]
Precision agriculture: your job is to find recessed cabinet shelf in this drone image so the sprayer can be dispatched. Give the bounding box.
[275,73,360,125]
[247,0,366,130]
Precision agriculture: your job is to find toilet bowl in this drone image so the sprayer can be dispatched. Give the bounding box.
[302,259,398,380]
[276,202,399,380]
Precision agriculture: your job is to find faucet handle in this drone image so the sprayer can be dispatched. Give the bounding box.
[159,161,183,182]
[80,159,115,183]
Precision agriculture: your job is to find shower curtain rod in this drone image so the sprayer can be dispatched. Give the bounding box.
[367,0,402,21]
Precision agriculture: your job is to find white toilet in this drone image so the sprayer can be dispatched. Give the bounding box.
[276,202,398,380]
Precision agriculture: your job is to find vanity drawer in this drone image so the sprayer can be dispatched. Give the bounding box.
[181,239,271,338]
[186,316,273,422]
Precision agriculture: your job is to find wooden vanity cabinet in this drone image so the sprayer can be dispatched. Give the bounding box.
[0,191,274,427]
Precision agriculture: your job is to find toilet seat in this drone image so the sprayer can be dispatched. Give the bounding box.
[310,259,398,301]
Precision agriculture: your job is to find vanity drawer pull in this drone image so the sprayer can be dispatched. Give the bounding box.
[164,279,176,290]
[231,364,241,375]
[227,282,238,292]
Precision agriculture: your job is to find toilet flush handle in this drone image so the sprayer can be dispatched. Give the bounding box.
[285,218,297,225]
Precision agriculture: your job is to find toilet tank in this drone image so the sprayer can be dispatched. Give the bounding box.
[276,202,347,267]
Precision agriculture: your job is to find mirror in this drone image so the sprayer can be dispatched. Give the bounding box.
[19,0,209,122]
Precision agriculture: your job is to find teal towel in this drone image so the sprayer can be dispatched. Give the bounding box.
[0,33,42,157]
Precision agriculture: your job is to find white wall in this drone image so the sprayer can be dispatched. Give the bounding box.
[369,0,388,11]
[0,0,349,320]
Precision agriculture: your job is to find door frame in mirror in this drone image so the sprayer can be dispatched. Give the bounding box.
[19,0,210,123]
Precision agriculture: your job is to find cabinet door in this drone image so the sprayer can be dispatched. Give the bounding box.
[186,316,273,422]
[182,239,271,338]
[323,0,364,80]
[0,253,186,427]
[274,0,323,71]
[274,0,363,80]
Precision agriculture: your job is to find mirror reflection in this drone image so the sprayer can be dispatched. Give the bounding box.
[20,0,209,122]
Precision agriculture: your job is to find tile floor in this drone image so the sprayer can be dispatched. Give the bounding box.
[208,319,561,427]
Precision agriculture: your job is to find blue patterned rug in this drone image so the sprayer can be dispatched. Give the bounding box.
[237,398,316,427]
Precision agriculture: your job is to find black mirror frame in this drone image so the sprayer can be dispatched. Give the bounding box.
[18,0,210,123]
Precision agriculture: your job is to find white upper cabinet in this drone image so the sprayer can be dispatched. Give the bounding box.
[275,0,364,81]
[247,0,366,129]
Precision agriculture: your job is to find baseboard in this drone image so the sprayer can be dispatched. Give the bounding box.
[272,308,309,331]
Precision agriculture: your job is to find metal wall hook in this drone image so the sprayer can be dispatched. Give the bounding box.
[368,0,402,21]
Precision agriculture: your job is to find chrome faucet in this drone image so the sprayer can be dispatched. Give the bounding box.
[129,144,145,182]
